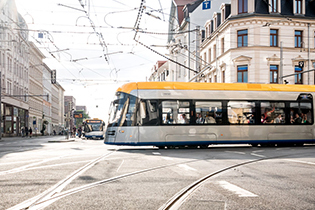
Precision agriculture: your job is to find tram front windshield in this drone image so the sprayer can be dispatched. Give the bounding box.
[85,122,103,132]
[108,92,137,127]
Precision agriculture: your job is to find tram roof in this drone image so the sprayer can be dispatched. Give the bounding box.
[117,82,315,94]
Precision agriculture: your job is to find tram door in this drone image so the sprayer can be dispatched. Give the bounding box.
[116,96,139,144]
[138,100,160,145]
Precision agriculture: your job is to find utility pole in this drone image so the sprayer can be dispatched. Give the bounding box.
[308,23,310,85]
[195,26,201,81]
[0,72,2,141]
[279,42,283,84]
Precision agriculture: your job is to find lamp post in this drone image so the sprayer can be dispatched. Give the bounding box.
[0,71,2,141]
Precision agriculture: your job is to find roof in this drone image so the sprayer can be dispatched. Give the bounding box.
[116,82,315,94]
[173,0,196,23]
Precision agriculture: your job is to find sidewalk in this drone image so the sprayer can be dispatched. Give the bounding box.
[0,135,77,143]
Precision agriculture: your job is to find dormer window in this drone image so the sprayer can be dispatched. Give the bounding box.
[238,0,248,14]
[222,8,225,22]
[294,0,305,15]
[270,0,279,13]
[295,0,302,14]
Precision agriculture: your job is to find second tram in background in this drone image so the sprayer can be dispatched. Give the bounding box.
[83,119,105,140]
[105,82,315,148]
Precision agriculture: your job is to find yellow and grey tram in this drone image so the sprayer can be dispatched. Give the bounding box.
[105,82,315,148]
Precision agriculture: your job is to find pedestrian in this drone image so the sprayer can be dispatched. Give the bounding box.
[29,127,33,138]
[21,127,25,137]
[25,127,29,137]
[72,127,77,138]
[78,126,82,138]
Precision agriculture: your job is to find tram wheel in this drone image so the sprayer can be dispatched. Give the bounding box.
[158,146,165,150]
[251,144,258,147]
[200,145,209,149]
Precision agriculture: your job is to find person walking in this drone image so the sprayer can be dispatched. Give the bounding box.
[78,126,82,138]
[29,127,33,138]
[25,127,29,137]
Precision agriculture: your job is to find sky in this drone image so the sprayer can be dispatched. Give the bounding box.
[15,0,171,121]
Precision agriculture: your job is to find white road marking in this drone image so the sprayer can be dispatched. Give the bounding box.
[178,164,197,171]
[284,159,315,166]
[218,181,258,197]
[152,152,161,155]
[250,153,266,158]
[0,160,40,166]
[116,160,124,172]
[162,157,174,161]
[8,152,115,210]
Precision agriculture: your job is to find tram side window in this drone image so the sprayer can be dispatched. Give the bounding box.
[195,101,222,124]
[290,102,312,124]
[162,100,190,125]
[228,101,256,124]
[125,96,138,126]
[138,100,158,126]
[261,102,285,124]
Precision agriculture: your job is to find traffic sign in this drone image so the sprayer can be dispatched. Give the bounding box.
[202,1,211,10]
[51,69,56,84]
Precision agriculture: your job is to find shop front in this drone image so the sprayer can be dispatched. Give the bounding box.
[1,103,29,137]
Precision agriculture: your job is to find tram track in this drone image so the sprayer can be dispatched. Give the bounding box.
[8,151,116,210]
[158,152,315,210]
[9,158,201,210]
[7,148,315,210]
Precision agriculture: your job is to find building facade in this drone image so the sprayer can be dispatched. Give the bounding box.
[198,0,315,85]
[28,42,44,135]
[64,96,76,132]
[0,0,30,137]
[42,63,52,135]
[165,0,230,82]
[51,82,65,134]
[150,0,315,86]
[148,61,168,81]
[0,0,67,137]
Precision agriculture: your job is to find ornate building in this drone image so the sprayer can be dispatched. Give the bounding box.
[0,0,29,136]
[199,0,315,85]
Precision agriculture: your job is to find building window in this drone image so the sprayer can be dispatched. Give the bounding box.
[237,65,248,83]
[270,29,278,47]
[213,44,216,59]
[270,0,278,13]
[295,65,303,84]
[221,38,225,54]
[208,48,211,63]
[222,8,225,21]
[237,29,248,47]
[222,71,225,83]
[295,0,302,14]
[238,0,248,14]
[270,65,278,83]
[295,30,303,48]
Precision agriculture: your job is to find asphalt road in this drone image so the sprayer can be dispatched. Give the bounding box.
[0,136,314,210]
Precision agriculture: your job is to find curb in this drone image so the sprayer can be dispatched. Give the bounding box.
[48,139,76,143]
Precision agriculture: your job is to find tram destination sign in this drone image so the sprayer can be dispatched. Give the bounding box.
[73,111,83,119]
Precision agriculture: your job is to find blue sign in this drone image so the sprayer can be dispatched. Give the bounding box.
[202,1,211,10]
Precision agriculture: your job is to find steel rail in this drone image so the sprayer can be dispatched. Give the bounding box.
[158,154,297,210]
[8,151,116,210]
[19,159,201,209]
